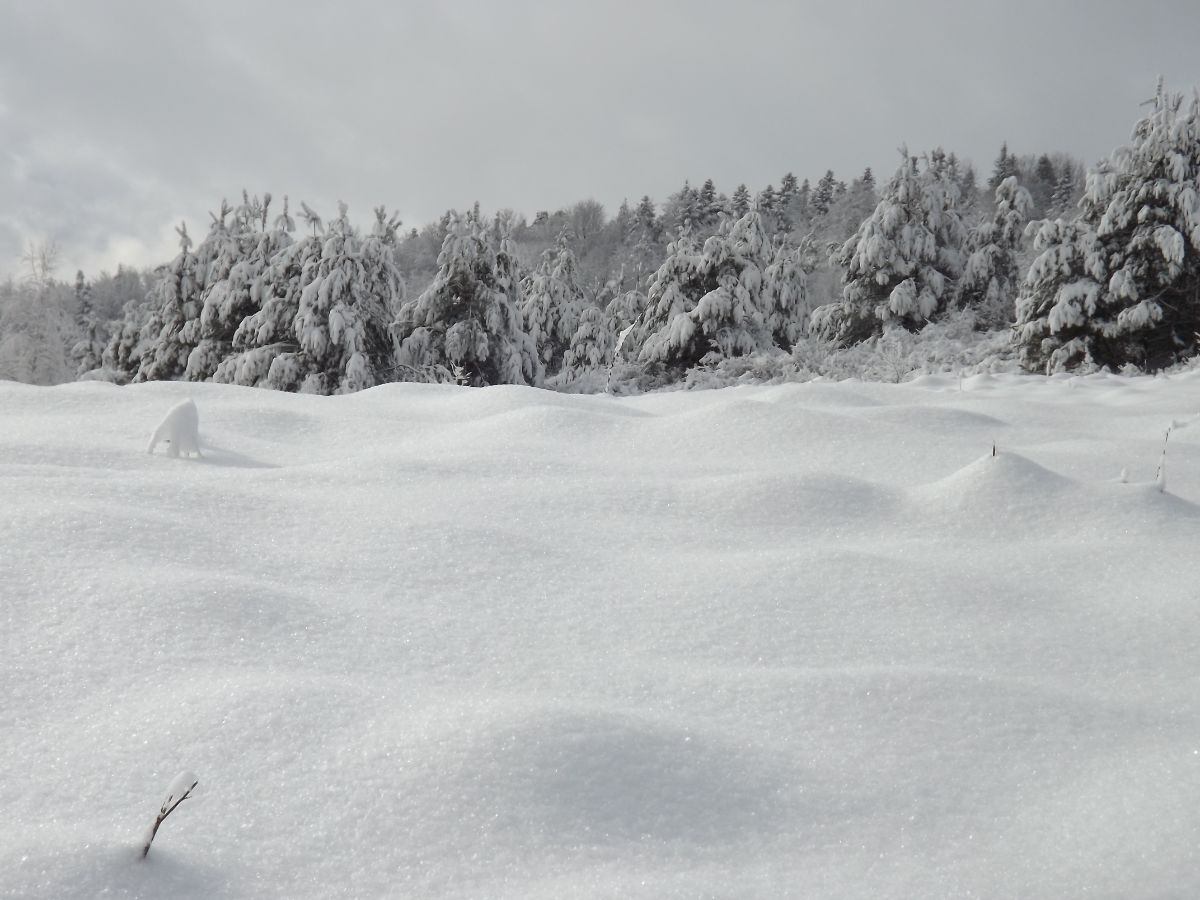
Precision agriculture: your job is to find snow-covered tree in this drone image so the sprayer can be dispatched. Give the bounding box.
[71,270,107,376]
[635,207,778,369]
[213,198,318,389]
[561,304,618,378]
[185,193,290,381]
[762,233,817,349]
[1016,83,1200,372]
[521,230,588,375]
[812,149,967,345]
[393,209,541,386]
[288,202,401,393]
[730,184,751,217]
[957,176,1033,327]
[0,275,73,385]
[134,223,201,382]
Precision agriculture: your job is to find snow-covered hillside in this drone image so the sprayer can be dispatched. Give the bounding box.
[2,375,1198,899]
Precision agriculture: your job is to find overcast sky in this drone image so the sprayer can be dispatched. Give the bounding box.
[1,0,1198,279]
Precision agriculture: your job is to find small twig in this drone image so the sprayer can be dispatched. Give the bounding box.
[141,774,198,858]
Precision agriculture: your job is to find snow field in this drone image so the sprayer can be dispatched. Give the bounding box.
[1,374,1199,898]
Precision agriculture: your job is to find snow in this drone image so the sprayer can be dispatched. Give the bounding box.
[2,373,1199,899]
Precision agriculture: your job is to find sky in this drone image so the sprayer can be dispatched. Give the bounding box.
[1,0,1198,280]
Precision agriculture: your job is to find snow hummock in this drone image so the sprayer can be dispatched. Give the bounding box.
[2,373,1199,899]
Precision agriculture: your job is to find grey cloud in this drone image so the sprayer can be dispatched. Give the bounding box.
[1,0,1198,278]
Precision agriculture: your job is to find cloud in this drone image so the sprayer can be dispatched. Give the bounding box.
[1,0,1197,278]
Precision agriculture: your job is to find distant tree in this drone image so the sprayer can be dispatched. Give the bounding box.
[71,270,106,376]
[731,184,751,217]
[988,142,1019,192]
[812,170,838,216]
[0,244,73,385]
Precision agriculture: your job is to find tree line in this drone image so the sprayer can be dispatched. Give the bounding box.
[2,81,1196,389]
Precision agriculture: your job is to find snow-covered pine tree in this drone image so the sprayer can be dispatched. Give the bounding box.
[811,148,967,345]
[762,232,817,349]
[697,179,721,228]
[521,230,588,376]
[731,184,751,217]
[812,170,838,216]
[1016,83,1200,372]
[393,209,542,386]
[988,142,1019,192]
[636,206,776,369]
[561,304,618,380]
[71,270,106,376]
[185,192,292,381]
[957,175,1033,327]
[134,222,201,382]
[101,293,155,382]
[289,202,400,393]
[214,197,321,389]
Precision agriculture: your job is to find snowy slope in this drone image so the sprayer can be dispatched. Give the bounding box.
[1,374,1198,899]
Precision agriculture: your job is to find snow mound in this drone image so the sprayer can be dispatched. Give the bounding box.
[912,451,1074,530]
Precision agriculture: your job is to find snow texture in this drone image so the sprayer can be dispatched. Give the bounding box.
[2,373,1200,899]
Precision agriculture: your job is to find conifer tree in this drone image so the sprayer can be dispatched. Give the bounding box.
[635,208,776,369]
[812,170,838,215]
[521,230,588,375]
[290,202,401,393]
[134,223,201,382]
[731,184,751,217]
[186,192,292,381]
[957,176,1033,327]
[812,149,967,344]
[1016,83,1200,372]
[71,270,106,376]
[988,142,1019,191]
[215,199,323,389]
[393,209,541,386]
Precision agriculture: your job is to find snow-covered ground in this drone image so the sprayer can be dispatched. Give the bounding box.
[2,374,1198,899]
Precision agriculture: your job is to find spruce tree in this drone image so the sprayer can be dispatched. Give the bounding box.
[731,184,751,217]
[812,170,838,216]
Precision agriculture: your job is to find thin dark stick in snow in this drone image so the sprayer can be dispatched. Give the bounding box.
[141,772,198,858]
